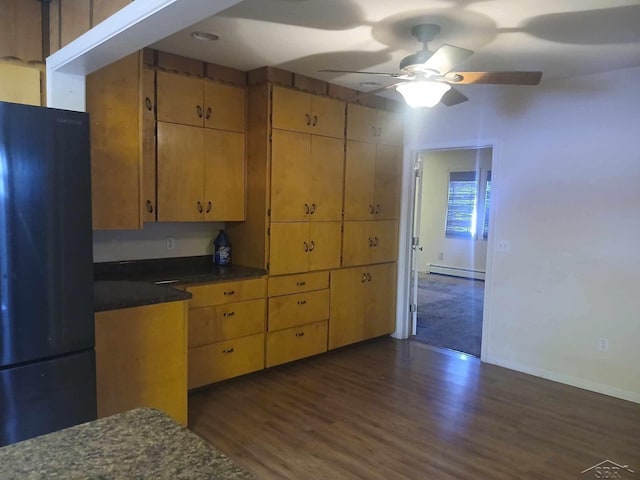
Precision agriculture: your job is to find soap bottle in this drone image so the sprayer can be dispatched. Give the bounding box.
[213,229,231,266]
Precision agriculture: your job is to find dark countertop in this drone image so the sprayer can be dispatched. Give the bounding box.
[0,407,256,480]
[93,256,266,312]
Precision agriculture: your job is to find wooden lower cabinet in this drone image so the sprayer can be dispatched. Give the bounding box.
[95,301,188,425]
[329,262,397,350]
[188,333,265,388]
[266,321,328,368]
[186,277,267,389]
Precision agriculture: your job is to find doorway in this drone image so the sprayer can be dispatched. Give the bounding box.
[410,147,492,357]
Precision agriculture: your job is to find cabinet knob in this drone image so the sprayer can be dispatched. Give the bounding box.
[305,113,311,126]
[205,107,212,120]
[297,300,307,305]
[144,97,153,111]
[206,201,212,213]
[223,311,235,317]
[222,347,235,354]
[295,332,305,337]
[146,200,154,213]
[197,201,203,213]
[312,115,318,127]
[196,105,203,118]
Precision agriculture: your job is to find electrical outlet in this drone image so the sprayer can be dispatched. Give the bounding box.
[166,236,175,250]
[598,338,609,351]
[496,240,511,253]
[437,252,444,260]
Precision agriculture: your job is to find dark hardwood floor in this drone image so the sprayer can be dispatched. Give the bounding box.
[189,338,640,479]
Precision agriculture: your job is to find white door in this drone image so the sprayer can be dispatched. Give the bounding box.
[409,155,424,336]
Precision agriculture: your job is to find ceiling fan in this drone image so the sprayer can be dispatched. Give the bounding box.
[320,24,543,108]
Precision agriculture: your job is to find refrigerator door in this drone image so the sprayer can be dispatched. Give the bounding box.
[0,102,94,368]
[0,349,97,446]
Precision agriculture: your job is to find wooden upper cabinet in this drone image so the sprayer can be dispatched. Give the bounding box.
[347,104,403,146]
[270,130,344,223]
[157,71,246,132]
[272,86,344,138]
[269,221,341,276]
[0,0,42,62]
[157,122,205,222]
[342,220,399,267]
[204,81,245,132]
[344,141,402,221]
[203,129,245,221]
[87,52,155,230]
[157,71,204,127]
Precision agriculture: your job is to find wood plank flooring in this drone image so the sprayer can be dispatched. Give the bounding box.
[188,338,640,479]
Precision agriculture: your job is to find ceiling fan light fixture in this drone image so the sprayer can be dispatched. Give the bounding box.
[396,81,451,108]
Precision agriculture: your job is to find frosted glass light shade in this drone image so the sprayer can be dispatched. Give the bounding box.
[396,81,451,108]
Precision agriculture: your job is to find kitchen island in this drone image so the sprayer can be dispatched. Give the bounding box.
[0,408,255,479]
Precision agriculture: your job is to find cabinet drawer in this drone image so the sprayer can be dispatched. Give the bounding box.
[268,271,329,297]
[266,321,327,368]
[187,277,266,308]
[188,333,264,389]
[188,299,265,347]
[268,289,329,331]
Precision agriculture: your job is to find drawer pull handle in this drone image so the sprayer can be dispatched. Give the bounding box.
[366,273,372,282]
[205,107,212,120]
[297,300,307,305]
[361,273,367,283]
[295,332,305,337]
[296,281,306,286]
[312,115,318,127]
[368,237,373,247]
[303,242,309,252]
[146,200,154,213]
[304,203,310,215]
[308,240,315,252]
[222,347,234,354]
[224,290,235,296]
[197,105,203,118]
[369,204,375,214]
[144,97,153,111]
[305,113,311,126]
[223,311,235,317]
[309,203,316,214]
[373,236,378,247]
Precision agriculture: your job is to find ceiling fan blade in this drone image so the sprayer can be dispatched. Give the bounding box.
[319,69,402,78]
[440,87,468,107]
[349,83,405,102]
[445,71,543,85]
[423,44,474,74]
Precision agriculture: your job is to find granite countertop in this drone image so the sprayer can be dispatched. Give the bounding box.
[94,256,267,312]
[0,408,256,480]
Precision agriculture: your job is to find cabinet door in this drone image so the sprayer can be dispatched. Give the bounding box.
[364,263,397,339]
[342,221,372,267]
[344,141,376,220]
[203,81,245,133]
[157,122,204,221]
[203,129,245,221]
[269,222,309,275]
[272,86,310,134]
[369,221,399,264]
[310,95,345,138]
[329,267,365,349]
[156,71,204,127]
[142,67,156,223]
[271,129,310,222]
[92,0,131,25]
[309,135,344,222]
[346,104,376,142]
[0,0,42,62]
[87,52,142,230]
[377,109,403,146]
[373,145,402,220]
[308,222,342,271]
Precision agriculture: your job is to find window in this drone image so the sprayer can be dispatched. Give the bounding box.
[483,170,491,239]
[445,171,478,238]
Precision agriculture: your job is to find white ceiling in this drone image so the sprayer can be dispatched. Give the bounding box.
[152,0,640,101]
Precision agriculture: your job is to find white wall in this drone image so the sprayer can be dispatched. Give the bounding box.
[93,222,224,262]
[405,66,640,402]
[417,148,492,275]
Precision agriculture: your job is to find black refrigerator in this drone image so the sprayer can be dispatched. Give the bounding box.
[0,101,96,446]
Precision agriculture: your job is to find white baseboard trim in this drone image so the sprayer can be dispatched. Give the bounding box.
[428,264,486,280]
[485,356,640,404]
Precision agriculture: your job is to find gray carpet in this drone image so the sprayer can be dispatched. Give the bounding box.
[414,273,484,357]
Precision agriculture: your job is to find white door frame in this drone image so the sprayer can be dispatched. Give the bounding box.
[394,138,500,364]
